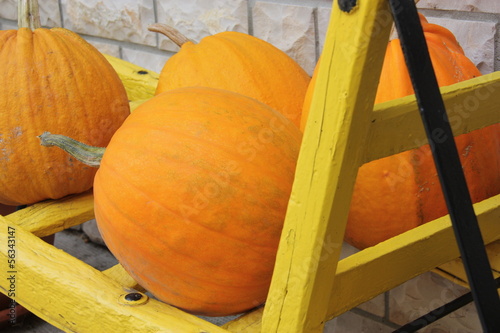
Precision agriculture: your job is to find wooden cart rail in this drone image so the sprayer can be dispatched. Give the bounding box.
[1,0,499,331]
[0,188,498,332]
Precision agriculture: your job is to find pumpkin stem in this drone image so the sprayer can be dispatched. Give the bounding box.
[38,132,105,167]
[148,23,193,47]
[18,0,42,30]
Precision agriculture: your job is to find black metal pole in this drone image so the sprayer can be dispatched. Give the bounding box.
[393,277,500,333]
[387,0,500,331]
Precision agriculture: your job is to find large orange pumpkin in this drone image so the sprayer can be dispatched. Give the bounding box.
[0,0,130,205]
[301,13,500,249]
[88,87,301,316]
[149,24,310,128]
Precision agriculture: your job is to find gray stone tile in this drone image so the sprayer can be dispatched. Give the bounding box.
[418,0,500,14]
[253,1,316,75]
[60,0,156,46]
[155,0,248,52]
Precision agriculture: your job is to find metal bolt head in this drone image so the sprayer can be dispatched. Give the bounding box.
[118,291,149,306]
[124,292,143,301]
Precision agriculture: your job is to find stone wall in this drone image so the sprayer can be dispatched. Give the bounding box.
[1,0,498,76]
[1,0,498,332]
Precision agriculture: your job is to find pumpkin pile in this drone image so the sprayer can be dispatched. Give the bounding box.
[301,13,500,249]
[25,2,498,318]
[0,0,130,206]
[38,24,308,316]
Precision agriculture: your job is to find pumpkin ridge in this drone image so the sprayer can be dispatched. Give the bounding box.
[116,129,295,233]
[32,31,74,199]
[128,249,273,290]
[31,29,78,128]
[0,40,20,204]
[97,160,280,252]
[119,120,298,187]
[95,183,276,291]
[18,29,50,200]
[33,29,97,198]
[40,29,93,133]
[410,147,431,226]
[209,33,269,98]
[50,27,130,108]
[2,30,35,204]
[124,252,270,315]
[155,32,309,127]
[216,32,306,125]
[46,28,129,144]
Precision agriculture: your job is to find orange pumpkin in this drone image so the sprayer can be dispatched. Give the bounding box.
[149,24,310,128]
[88,87,301,316]
[0,0,130,205]
[302,13,500,249]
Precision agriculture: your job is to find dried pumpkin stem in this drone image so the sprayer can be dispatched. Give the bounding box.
[18,0,41,30]
[148,23,193,47]
[38,132,105,167]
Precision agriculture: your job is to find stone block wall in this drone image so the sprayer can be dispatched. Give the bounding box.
[2,0,498,76]
[1,0,498,332]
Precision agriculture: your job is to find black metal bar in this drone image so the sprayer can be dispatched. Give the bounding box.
[387,0,500,331]
[393,277,500,333]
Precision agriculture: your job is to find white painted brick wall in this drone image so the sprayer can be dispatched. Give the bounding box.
[1,0,498,332]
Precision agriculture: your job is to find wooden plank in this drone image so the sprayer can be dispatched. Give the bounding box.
[222,195,500,331]
[326,194,500,319]
[433,240,500,289]
[0,217,229,333]
[102,263,144,292]
[261,1,393,332]
[4,191,94,237]
[222,308,264,332]
[5,191,148,301]
[364,72,500,163]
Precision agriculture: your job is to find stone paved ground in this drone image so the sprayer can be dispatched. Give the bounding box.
[2,228,117,333]
[1,227,242,332]
[1,227,356,332]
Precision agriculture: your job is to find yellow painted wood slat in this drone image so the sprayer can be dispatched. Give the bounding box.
[434,240,500,289]
[364,72,500,163]
[222,308,264,332]
[326,194,500,319]
[102,263,145,292]
[3,192,147,292]
[4,191,94,238]
[0,217,229,333]
[261,1,393,332]
[220,194,500,331]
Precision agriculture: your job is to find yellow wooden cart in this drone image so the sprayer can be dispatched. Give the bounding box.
[1,0,499,332]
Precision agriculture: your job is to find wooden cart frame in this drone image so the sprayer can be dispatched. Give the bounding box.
[1,0,499,332]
